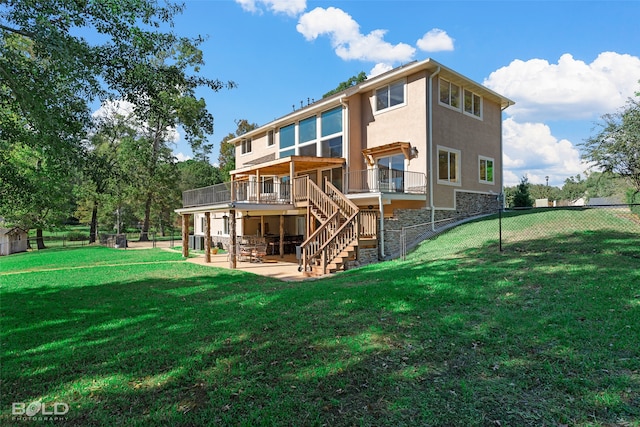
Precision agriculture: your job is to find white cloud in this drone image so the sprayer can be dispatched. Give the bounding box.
[502,117,587,187]
[235,0,306,17]
[485,52,640,122]
[297,7,415,63]
[416,29,454,52]
[174,152,192,162]
[368,63,393,78]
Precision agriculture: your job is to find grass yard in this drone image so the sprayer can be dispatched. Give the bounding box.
[1,210,639,426]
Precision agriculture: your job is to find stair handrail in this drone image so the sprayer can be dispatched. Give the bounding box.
[300,210,340,272]
[324,180,359,218]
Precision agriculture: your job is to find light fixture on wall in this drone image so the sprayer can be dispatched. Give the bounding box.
[410,147,419,159]
[245,211,251,219]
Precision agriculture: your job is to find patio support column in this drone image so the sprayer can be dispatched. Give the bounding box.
[279,214,285,258]
[204,212,211,263]
[256,170,260,203]
[181,213,190,258]
[229,209,237,269]
[289,161,295,204]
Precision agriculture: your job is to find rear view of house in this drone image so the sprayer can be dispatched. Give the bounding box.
[176,58,514,276]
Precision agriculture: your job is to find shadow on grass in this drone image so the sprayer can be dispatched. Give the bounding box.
[1,231,639,426]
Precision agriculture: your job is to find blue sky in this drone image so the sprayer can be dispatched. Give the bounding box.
[100,0,640,187]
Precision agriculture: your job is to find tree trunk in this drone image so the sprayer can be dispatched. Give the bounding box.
[89,200,98,243]
[36,228,46,250]
[139,191,152,241]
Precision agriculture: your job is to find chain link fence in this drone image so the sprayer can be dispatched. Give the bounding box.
[401,204,640,260]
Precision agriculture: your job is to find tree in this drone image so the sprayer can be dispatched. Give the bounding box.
[581,94,640,196]
[1,0,234,237]
[218,119,258,181]
[75,104,138,242]
[323,72,367,98]
[511,176,534,208]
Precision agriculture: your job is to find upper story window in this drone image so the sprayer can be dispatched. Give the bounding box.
[278,107,343,158]
[438,146,461,185]
[479,156,494,184]
[464,89,482,118]
[241,138,252,154]
[267,130,274,146]
[375,80,405,112]
[439,78,460,109]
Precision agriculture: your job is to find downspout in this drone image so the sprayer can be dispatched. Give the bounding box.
[427,66,441,230]
[339,95,349,192]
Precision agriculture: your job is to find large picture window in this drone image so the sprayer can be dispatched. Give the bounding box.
[438,147,461,185]
[278,107,343,158]
[479,156,494,184]
[375,80,405,112]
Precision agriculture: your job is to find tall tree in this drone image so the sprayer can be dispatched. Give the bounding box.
[581,93,640,195]
[1,0,234,236]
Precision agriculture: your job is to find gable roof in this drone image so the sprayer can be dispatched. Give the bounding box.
[230,58,515,144]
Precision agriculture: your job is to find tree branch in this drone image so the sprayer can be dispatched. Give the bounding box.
[0,23,34,39]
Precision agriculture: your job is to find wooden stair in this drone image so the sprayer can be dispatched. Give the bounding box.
[295,177,360,277]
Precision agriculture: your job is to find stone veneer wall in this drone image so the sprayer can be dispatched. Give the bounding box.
[347,247,378,269]
[382,191,500,257]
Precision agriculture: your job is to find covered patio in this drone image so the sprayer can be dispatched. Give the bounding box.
[185,251,307,282]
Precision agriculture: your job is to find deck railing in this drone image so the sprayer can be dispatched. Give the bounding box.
[345,169,427,194]
[182,181,292,208]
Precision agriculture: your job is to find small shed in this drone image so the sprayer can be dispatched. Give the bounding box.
[0,227,28,256]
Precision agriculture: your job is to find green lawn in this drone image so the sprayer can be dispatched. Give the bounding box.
[1,211,639,426]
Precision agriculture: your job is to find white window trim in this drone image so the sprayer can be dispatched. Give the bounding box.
[463,89,483,120]
[374,78,407,114]
[478,155,495,185]
[438,78,461,112]
[241,138,252,155]
[267,129,275,147]
[437,145,462,187]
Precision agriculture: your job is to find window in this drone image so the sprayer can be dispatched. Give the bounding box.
[479,156,494,184]
[241,138,252,154]
[298,143,317,157]
[223,216,229,235]
[438,147,461,184]
[375,80,405,112]
[464,89,482,118]
[321,136,342,158]
[321,107,342,136]
[439,78,460,109]
[267,130,274,146]
[299,116,317,143]
[278,107,344,159]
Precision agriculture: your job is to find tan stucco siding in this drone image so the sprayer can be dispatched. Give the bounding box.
[347,95,365,173]
[236,131,277,168]
[431,87,503,208]
[358,72,428,176]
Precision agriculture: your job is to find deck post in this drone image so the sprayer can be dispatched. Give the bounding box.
[229,209,237,269]
[204,211,211,263]
[279,214,285,258]
[181,213,190,258]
